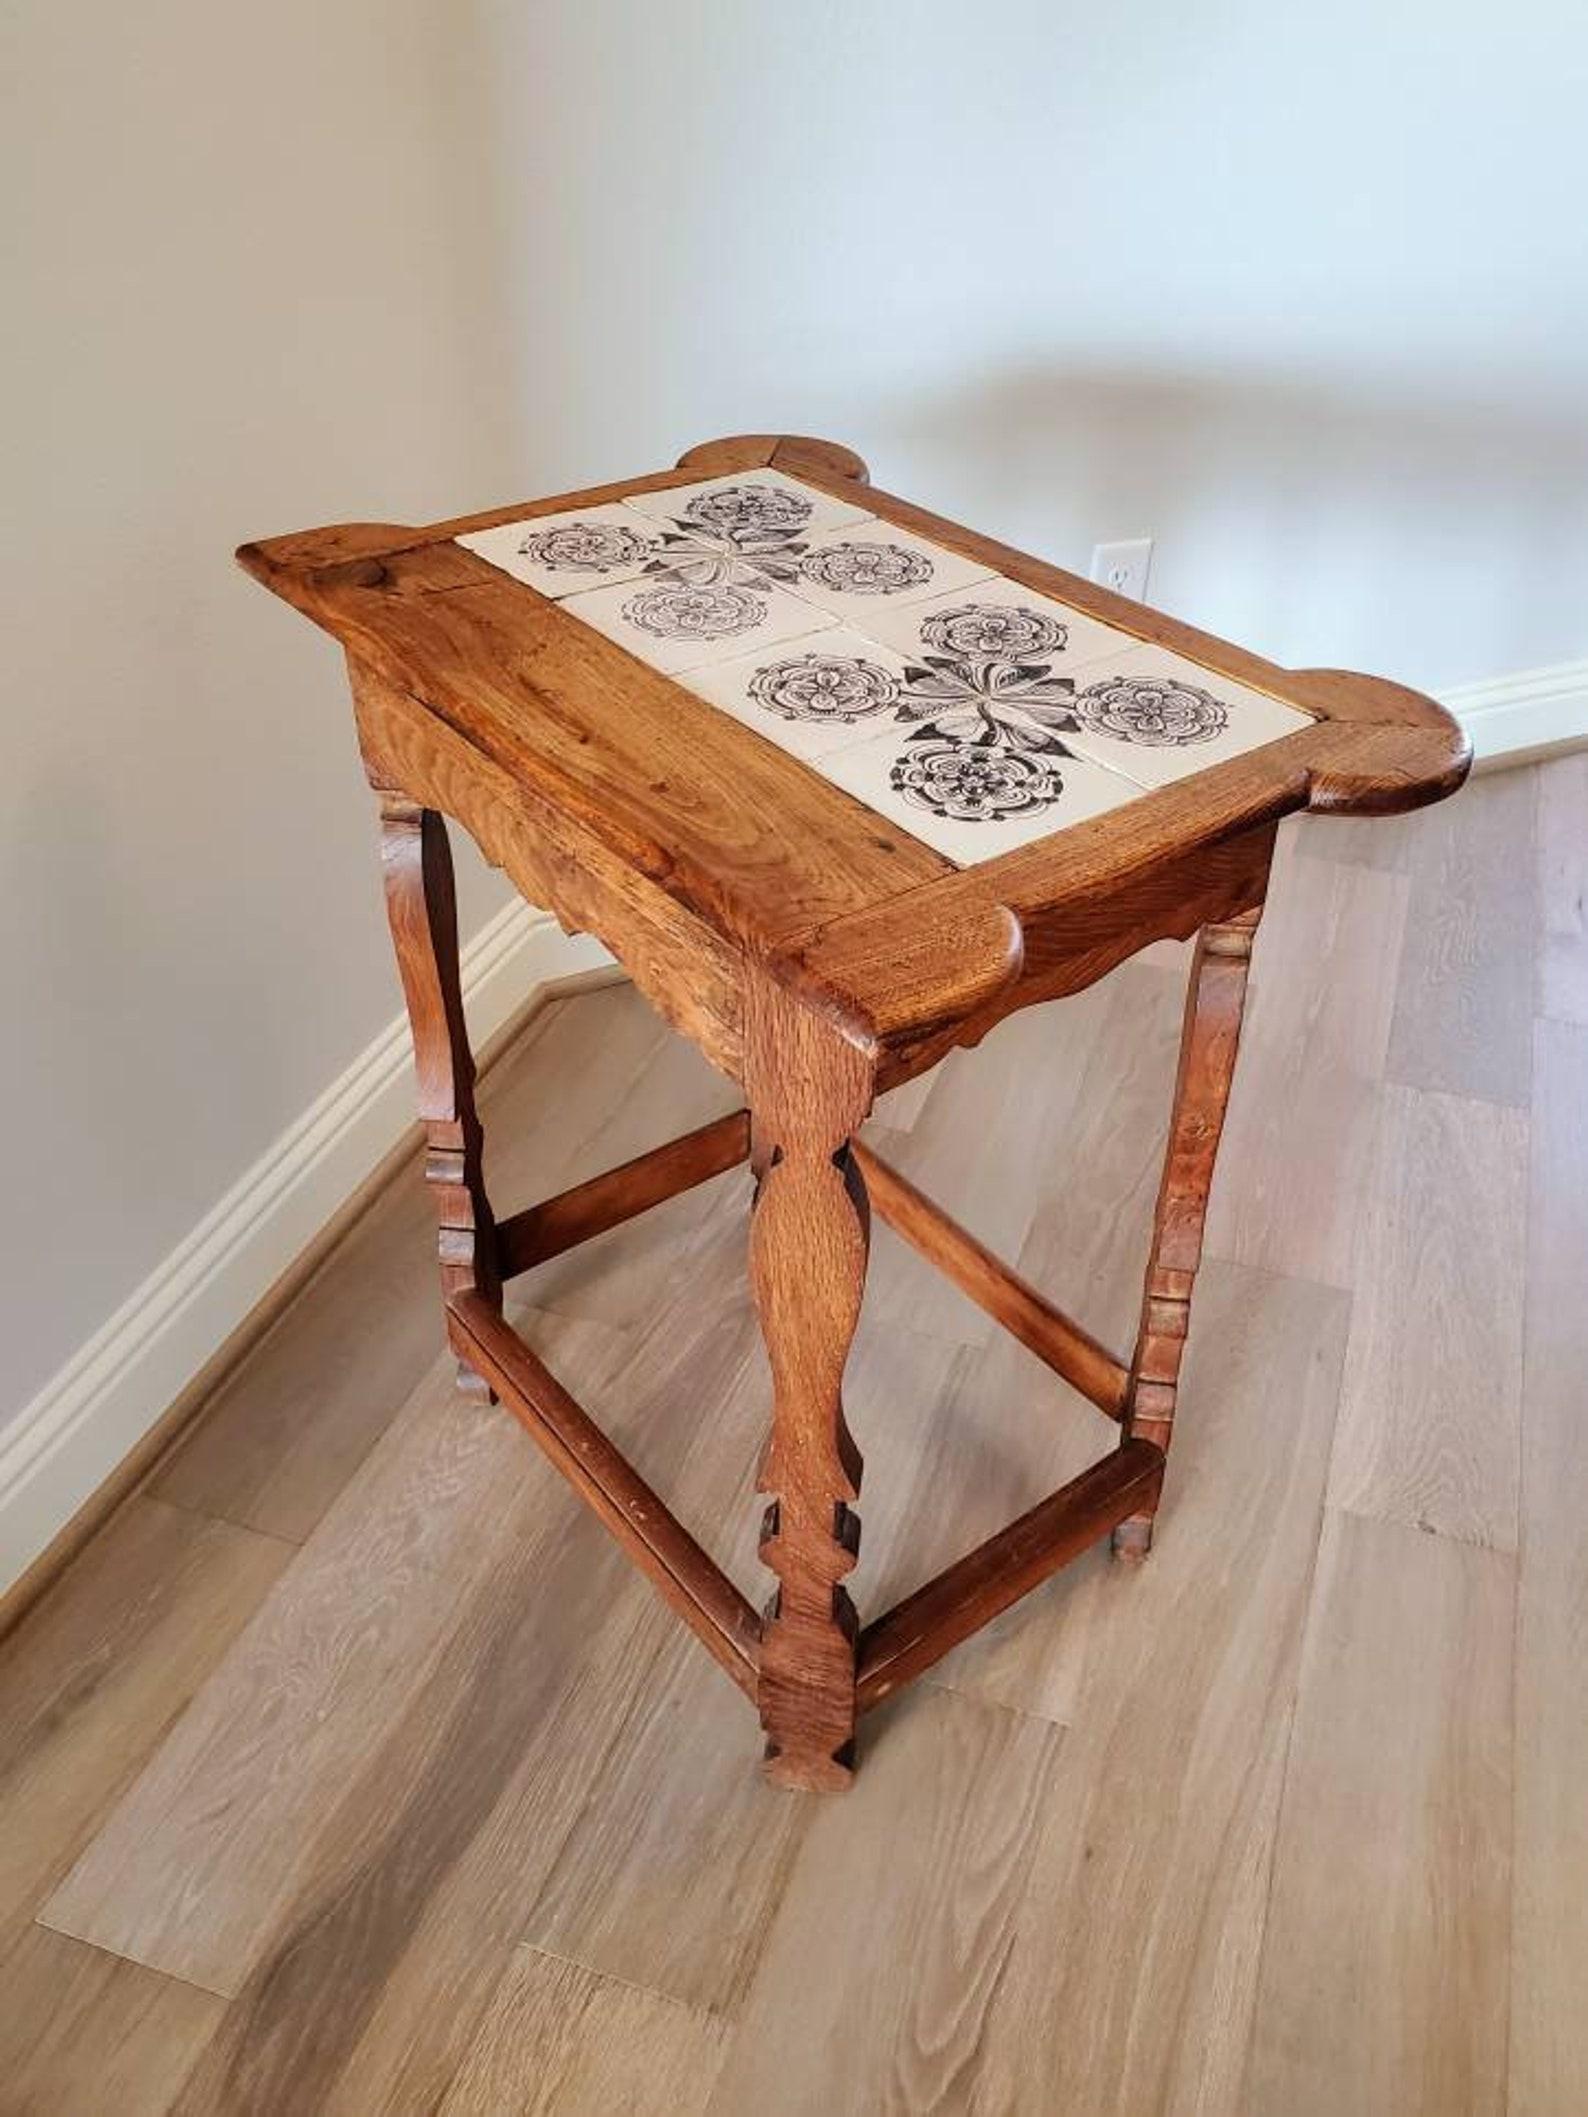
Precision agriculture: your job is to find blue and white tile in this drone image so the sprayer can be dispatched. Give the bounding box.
[621,467,873,546]
[816,727,1145,865]
[559,572,836,676]
[853,573,1137,676]
[781,522,995,623]
[456,504,663,598]
[1056,643,1315,789]
[681,626,918,764]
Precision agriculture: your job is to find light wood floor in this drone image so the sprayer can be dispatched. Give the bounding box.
[2,757,1584,2115]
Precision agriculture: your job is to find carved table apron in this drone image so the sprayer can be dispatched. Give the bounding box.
[239,433,1469,1790]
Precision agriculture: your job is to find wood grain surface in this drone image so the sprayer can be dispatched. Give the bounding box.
[1535,752,1588,1024]
[6,759,1573,2110]
[241,433,1469,1082]
[1509,1017,1588,2113]
[439,1947,730,2116]
[1246,1510,1514,2117]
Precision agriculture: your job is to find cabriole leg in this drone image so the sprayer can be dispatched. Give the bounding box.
[377,791,501,1398]
[1114,903,1263,1559]
[747,982,873,1790]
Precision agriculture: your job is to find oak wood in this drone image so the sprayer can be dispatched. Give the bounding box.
[852,1139,1129,1414]
[1510,1017,1588,2111]
[150,979,648,1542]
[1246,1510,1513,2116]
[161,1291,753,2113]
[227,432,1469,1799]
[1535,752,1588,1024]
[0,1922,227,2115]
[704,1684,1064,2115]
[439,1945,730,2117]
[1325,1082,1527,1550]
[447,1289,762,1698]
[241,433,1469,1085]
[496,1108,750,1278]
[745,974,873,1789]
[378,791,501,1396]
[41,1354,578,1994]
[0,1495,292,1951]
[963,1262,1352,2114]
[1205,838,1410,1290]
[1386,765,1537,1105]
[855,1439,1164,1709]
[1115,899,1263,1556]
[11,759,1574,2111]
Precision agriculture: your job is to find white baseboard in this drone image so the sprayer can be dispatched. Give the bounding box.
[1444,657,1588,769]
[0,901,613,1595]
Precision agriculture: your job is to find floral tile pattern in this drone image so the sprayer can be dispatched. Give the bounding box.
[820,726,1142,861]
[453,470,1319,868]
[856,574,1131,674]
[1056,644,1314,788]
[621,467,873,544]
[558,571,835,676]
[781,523,995,622]
[456,503,663,598]
[680,626,919,763]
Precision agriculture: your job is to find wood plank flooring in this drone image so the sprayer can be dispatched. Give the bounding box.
[0,758,1579,2113]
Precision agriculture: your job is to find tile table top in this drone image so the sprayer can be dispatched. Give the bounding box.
[458,470,1314,867]
[239,432,1470,1080]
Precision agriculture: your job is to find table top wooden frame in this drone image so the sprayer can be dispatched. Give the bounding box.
[239,435,1469,1790]
[239,433,1468,1098]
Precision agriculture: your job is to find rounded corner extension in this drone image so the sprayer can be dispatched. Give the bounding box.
[1295,666,1473,817]
[235,519,419,582]
[675,434,871,486]
[767,889,1025,1076]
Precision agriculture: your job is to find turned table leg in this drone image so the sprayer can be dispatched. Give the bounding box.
[1114,903,1263,1559]
[747,983,873,1789]
[377,791,502,1398]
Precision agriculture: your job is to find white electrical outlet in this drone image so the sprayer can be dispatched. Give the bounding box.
[1090,536,1153,601]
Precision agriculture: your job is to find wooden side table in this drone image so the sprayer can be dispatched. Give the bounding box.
[239,434,1468,1790]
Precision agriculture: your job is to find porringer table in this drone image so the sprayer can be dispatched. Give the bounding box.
[239,433,1468,1790]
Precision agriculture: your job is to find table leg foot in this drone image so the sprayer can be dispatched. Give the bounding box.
[1110,1517,1155,1563]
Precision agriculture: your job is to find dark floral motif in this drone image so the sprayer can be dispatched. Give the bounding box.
[895,655,1080,755]
[519,520,655,575]
[747,652,901,724]
[1072,674,1229,746]
[918,602,1067,661]
[621,581,766,641]
[798,540,933,597]
[890,740,1062,823]
[679,483,814,543]
[644,529,808,590]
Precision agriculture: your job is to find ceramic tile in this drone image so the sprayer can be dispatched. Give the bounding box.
[679,626,920,764]
[779,522,996,622]
[455,504,663,598]
[1055,643,1315,788]
[851,572,1136,675]
[558,571,836,676]
[817,724,1144,866]
[620,467,874,545]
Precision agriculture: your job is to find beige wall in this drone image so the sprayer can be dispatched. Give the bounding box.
[2,2,521,1417]
[6,0,1587,1430]
[478,0,1588,689]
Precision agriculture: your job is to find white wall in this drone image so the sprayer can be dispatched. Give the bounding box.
[5,0,1586,1444]
[2,2,520,1419]
[478,0,1588,687]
